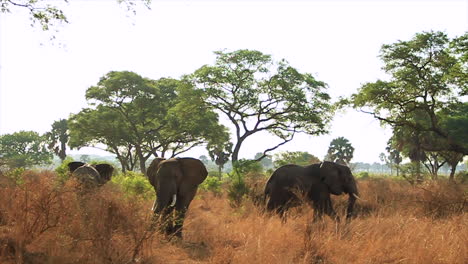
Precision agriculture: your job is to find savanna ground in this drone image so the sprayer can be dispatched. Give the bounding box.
[0,170,466,264]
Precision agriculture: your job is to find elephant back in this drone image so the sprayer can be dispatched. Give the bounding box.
[71,165,101,188]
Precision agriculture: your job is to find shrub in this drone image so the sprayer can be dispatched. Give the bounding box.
[112,171,154,199]
[2,167,26,185]
[200,176,223,196]
[455,171,467,183]
[356,171,369,179]
[54,157,75,184]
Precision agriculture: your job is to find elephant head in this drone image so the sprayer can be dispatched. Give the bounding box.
[68,161,114,186]
[146,157,208,238]
[314,161,359,219]
[318,161,358,196]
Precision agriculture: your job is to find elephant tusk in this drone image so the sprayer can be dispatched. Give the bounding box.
[170,194,177,207]
[352,193,365,201]
[151,198,157,211]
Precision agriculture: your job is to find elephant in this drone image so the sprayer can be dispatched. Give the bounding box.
[264,161,360,221]
[147,157,208,238]
[68,161,114,188]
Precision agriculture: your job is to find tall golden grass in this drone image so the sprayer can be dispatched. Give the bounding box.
[0,171,466,263]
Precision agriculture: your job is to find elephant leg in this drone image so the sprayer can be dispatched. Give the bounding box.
[324,198,340,222]
[172,185,198,238]
[346,193,357,220]
[152,207,175,235]
[172,208,187,238]
[310,183,340,222]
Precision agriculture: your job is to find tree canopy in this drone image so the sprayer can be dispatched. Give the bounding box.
[0,130,53,168]
[273,151,320,168]
[68,71,229,173]
[325,137,354,165]
[348,31,468,156]
[1,0,151,31]
[191,49,333,163]
[44,119,69,161]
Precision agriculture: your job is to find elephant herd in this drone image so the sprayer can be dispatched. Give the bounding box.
[68,158,361,239]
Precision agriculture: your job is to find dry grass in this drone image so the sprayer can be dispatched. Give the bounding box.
[0,171,466,263]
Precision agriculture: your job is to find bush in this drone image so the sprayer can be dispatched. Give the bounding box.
[112,171,154,199]
[54,157,75,184]
[455,171,467,183]
[1,167,26,185]
[357,171,370,179]
[200,176,223,195]
[227,175,249,208]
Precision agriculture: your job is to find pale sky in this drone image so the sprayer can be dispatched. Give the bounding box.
[0,0,467,163]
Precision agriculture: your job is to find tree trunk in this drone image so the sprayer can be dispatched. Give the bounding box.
[135,145,147,175]
[231,140,242,164]
[415,161,423,184]
[449,163,457,182]
[59,140,67,161]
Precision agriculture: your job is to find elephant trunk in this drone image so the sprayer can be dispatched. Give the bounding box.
[346,192,357,219]
[345,177,359,219]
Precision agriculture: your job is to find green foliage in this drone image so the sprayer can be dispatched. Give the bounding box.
[399,162,427,185]
[226,160,258,207]
[54,157,75,184]
[112,171,154,199]
[0,131,53,168]
[325,137,354,165]
[357,171,370,179]
[1,0,152,32]
[2,167,26,185]
[69,71,229,173]
[348,31,468,156]
[199,176,223,195]
[44,119,69,161]
[455,171,467,183]
[191,49,333,162]
[273,151,320,167]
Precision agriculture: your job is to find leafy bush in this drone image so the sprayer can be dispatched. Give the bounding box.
[455,171,467,183]
[226,160,258,207]
[357,171,370,179]
[1,167,26,185]
[112,171,154,199]
[54,157,75,183]
[200,176,223,195]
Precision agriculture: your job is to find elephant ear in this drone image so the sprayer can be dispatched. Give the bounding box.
[68,161,85,173]
[94,164,114,183]
[147,158,166,187]
[177,157,208,186]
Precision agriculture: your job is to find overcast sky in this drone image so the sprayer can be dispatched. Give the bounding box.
[0,0,467,163]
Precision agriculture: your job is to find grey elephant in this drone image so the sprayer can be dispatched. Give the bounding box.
[147,157,208,238]
[264,161,360,221]
[68,161,114,188]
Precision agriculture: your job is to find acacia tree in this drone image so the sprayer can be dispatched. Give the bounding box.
[191,49,332,163]
[1,0,151,31]
[325,137,354,165]
[273,151,320,167]
[44,119,68,161]
[69,71,229,173]
[348,31,468,156]
[69,106,138,172]
[0,131,53,168]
